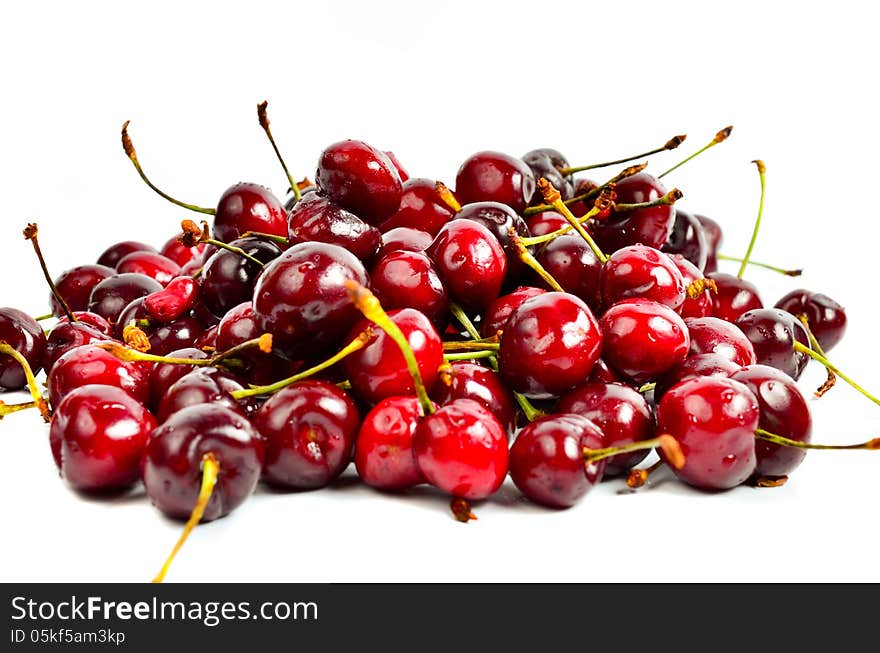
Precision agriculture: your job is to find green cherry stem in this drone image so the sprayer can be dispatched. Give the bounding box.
[442,350,499,362]
[0,342,50,421]
[795,314,836,397]
[179,220,265,267]
[658,125,733,180]
[510,231,565,292]
[793,341,880,407]
[231,329,373,400]
[0,399,37,420]
[345,281,434,415]
[121,121,215,215]
[754,429,880,451]
[537,178,608,263]
[522,163,648,216]
[716,254,802,277]
[257,100,300,203]
[737,160,766,279]
[22,223,76,323]
[584,434,685,470]
[558,134,687,175]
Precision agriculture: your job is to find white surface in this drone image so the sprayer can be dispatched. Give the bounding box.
[1,1,879,583]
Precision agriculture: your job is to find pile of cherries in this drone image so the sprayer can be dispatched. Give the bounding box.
[0,108,873,582]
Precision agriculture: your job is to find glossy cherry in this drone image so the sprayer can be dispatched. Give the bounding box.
[695,214,723,274]
[734,308,810,380]
[160,233,206,268]
[97,240,158,268]
[252,241,369,361]
[599,298,690,385]
[199,236,282,319]
[368,251,449,330]
[479,286,547,339]
[685,316,756,367]
[49,384,156,492]
[116,251,182,287]
[556,382,656,477]
[660,208,708,271]
[42,313,114,374]
[253,380,360,489]
[429,361,518,437]
[600,244,686,310]
[142,403,264,521]
[287,192,381,262]
[212,182,288,244]
[0,307,47,391]
[455,201,531,283]
[706,272,763,322]
[378,178,456,236]
[147,347,209,411]
[144,276,199,323]
[315,139,404,226]
[532,234,603,312]
[412,398,509,501]
[521,148,574,205]
[114,297,205,356]
[498,291,602,398]
[653,352,743,402]
[656,375,759,491]
[50,264,115,317]
[454,150,536,214]
[375,226,434,259]
[670,254,713,319]
[47,342,152,408]
[774,289,847,352]
[156,366,258,423]
[508,413,606,509]
[87,272,163,326]
[588,172,675,252]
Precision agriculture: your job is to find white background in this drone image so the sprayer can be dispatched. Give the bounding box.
[2,1,879,583]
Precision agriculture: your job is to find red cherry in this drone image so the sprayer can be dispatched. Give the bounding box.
[454,150,536,214]
[143,276,199,323]
[685,316,756,367]
[212,182,287,244]
[588,172,675,252]
[375,226,433,259]
[600,244,686,310]
[0,307,47,391]
[479,286,547,339]
[378,178,456,236]
[160,233,206,268]
[47,343,152,408]
[50,264,115,317]
[429,361,518,437]
[287,192,381,262]
[706,272,763,322]
[670,255,713,319]
[774,289,847,353]
[116,251,182,287]
[412,398,509,501]
[97,240,158,268]
[657,376,759,491]
[49,384,156,492]
[368,251,449,331]
[734,308,810,380]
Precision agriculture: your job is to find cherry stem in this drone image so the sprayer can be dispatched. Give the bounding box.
[584,434,685,470]
[613,188,683,213]
[34,313,55,322]
[519,187,617,248]
[152,452,219,583]
[239,231,290,245]
[716,254,801,277]
[435,181,461,213]
[121,121,215,215]
[657,125,733,179]
[0,342,50,422]
[686,277,718,300]
[737,160,766,279]
[793,341,880,407]
[442,350,498,362]
[448,302,482,341]
[442,340,499,352]
[558,134,687,175]
[345,281,435,415]
[626,459,665,489]
[538,178,608,264]
[180,219,264,267]
[795,314,836,397]
[96,334,272,370]
[755,428,880,451]
[257,100,300,203]
[450,497,477,523]
[231,329,373,400]
[522,163,647,217]
[0,399,37,420]
[510,231,565,292]
[22,223,76,323]
[638,382,657,394]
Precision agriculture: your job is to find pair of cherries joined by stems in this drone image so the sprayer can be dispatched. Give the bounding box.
[2,105,877,584]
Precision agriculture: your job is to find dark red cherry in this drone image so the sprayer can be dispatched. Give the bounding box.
[87,272,163,326]
[533,235,603,312]
[600,244,686,310]
[253,380,360,489]
[354,395,430,491]
[47,343,152,409]
[588,172,675,252]
[148,347,209,411]
[369,250,449,331]
[734,308,810,380]
[454,150,537,215]
[114,297,205,356]
[378,178,456,236]
[156,366,257,423]
[212,182,287,244]
[342,308,444,405]
[774,289,847,353]
[685,316,756,367]
[661,208,708,272]
[384,150,409,182]
[96,240,158,269]
[455,201,531,283]
[521,148,574,205]
[556,382,656,477]
[315,139,404,226]
[525,210,568,237]
[656,376,759,491]
[566,178,601,218]
[498,291,603,398]
[412,398,509,500]
[199,236,282,318]
[116,251,182,287]
[508,413,605,509]
[160,233,206,268]
[50,264,115,317]
[429,361,518,437]
[599,299,690,385]
[706,271,763,322]
[375,226,433,259]
[670,255,713,319]
[0,307,47,391]
[695,214,723,274]
[479,285,547,339]
[142,403,264,521]
[43,312,113,374]
[653,352,742,403]
[427,218,507,314]
[287,192,381,262]
[49,384,156,492]
[252,241,369,361]
[729,364,812,483]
